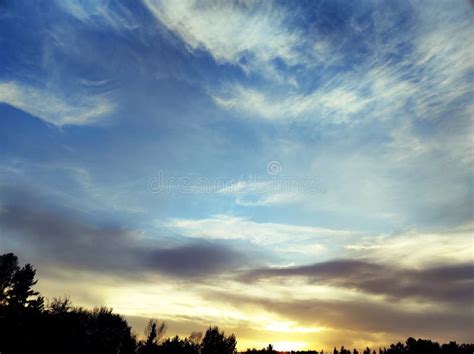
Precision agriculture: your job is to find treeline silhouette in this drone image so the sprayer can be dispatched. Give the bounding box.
[0,253,472,354]
[244,339,474,354]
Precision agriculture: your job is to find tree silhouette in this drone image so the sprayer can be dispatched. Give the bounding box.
[39,301,137,354]
[201,326,237,354]
[146,319,167,345]
[0,253,45,354]
[138,319,167,354]
[159,335,200,354]
[189,330,203,346]
[0,253,43,309]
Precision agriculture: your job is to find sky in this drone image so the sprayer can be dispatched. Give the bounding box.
[0,0,473,351]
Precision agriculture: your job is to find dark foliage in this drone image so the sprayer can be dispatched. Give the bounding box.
[0,252,44,310]
[0,253,136,354]
[201,326,237,354]
[0,253,472,354]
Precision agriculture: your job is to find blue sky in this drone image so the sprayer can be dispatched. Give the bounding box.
[1,0,473,350]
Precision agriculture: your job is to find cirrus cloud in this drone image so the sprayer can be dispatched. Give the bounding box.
[0,81,116,126]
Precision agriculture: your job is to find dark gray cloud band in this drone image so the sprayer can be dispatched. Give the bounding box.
[0,189,242,278]
[241,259,474,304]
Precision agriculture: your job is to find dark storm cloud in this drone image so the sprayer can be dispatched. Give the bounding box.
[241,259,474,304]
[0,187,242,278]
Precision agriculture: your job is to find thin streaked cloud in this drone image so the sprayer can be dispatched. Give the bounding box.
[163,214,357,245]
[0,81,115,126]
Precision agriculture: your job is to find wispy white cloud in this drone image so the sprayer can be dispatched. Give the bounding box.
[212,84,369,123]
[345,224,474,267]
[387,121,431,161]
[162,214,355,246]
[56,0,139,33]
[389,116,474,167]
[209,1,473,126]
[143,0,323,80]
[236,192,302,207]
[216,176,317,207]
[387,23,474,123]
[0,81,115,126]
[217,180,272,195]
[213,23,473,123]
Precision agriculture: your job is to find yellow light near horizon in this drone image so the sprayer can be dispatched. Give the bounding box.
[265,321,323,333]
[272,341,307,351]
